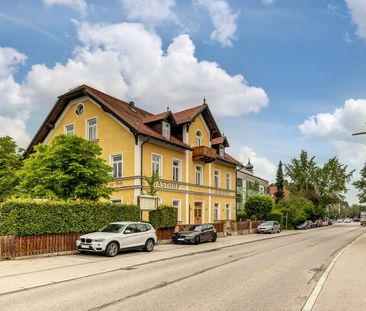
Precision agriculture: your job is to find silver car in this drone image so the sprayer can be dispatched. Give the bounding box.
[76,222,157,257]
[257,221,281,234]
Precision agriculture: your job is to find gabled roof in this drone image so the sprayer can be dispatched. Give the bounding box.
[218,152,243,167]
[142,111,175,125]
[173,104,222,139]
[211,136,229,147]
[25,84,190,155]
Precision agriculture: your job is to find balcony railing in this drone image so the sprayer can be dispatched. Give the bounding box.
[192,146,217,163]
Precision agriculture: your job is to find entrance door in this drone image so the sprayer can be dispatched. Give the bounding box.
[194,202,202,224]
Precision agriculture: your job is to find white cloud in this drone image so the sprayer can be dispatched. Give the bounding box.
[42,0,87,15]
[237,146,277,182]
[345,0,366,39]
[0,22,268,147]
[194,0,238,47]
[262,0,276,4]
[120,0,177,27]
[299,99,366,140]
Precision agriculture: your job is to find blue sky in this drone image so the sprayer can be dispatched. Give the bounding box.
[1,0,366,204]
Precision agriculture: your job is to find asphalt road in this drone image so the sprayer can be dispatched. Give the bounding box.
[0,224,364,311]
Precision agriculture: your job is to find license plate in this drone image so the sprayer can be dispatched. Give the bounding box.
[177,238,184,241]
[80,245,90,249]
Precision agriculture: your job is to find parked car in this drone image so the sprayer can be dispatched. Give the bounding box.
[76,222,157,257]
[256,221,281,234]
[344,218,352,223]
[295,220,312,230]
[336,218,344,223]
[173,224,217,244]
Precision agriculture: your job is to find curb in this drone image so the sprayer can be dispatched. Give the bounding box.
[0,231,299,296]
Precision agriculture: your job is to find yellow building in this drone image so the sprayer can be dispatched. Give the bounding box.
[26,85,242,225]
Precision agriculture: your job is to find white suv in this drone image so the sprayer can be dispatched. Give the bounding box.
[76,222,157,257]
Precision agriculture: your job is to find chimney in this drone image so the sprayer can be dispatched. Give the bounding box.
[129,101,134,107]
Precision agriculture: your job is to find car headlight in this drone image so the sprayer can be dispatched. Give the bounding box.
[186,234,194,238]
[93,238,106,242]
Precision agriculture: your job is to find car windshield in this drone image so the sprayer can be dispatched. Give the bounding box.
[100,224,125,233]
[261,222,274,226]
[183,225,202,232]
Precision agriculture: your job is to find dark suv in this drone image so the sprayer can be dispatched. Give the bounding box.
[172,224,217,245]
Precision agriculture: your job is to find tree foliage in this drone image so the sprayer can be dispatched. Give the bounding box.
[353,163,366,203]
[285,150,353,208]
[17,135,113,200]
[244,194,273,220]
[145,171,160,196]
[274,161,284,203]
[0,136,23,201]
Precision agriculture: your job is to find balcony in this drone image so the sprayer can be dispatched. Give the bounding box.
[192,146,217,163]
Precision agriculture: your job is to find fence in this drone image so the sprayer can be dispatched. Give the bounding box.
[156,227,175,240]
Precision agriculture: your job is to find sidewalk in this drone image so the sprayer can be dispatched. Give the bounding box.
[0,231,297,296]
[312,231,366,311]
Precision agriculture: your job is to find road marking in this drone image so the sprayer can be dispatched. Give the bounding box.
[302,230,366,311]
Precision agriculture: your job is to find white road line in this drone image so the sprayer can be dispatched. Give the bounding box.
[302,230,366,311]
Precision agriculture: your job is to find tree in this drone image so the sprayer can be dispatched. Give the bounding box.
[17,135,113,200]
[145,171,160,196]
[0,136,23,201]
[244,194,273,220]
[353,163,366,203]
[274,161,284,203]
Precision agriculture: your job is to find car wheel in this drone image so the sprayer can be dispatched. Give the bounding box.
[194,236,200,245]
[144,239,154,252]
[211,234,217,242]
[105,242,119,257]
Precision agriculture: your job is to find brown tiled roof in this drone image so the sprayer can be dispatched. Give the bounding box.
[218,152,243,167]
[142,111,170,124]
[25,85,190,155]
[173,105,206,125]
[211,136,229,148]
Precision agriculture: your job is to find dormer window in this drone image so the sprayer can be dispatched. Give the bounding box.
[219,145,225,157]
[162,121,170,139]
[196,130,202,146]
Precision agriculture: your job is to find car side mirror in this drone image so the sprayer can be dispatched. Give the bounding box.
[124,230,131,234]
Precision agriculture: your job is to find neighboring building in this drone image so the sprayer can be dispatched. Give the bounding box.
[26,84,242,224]
[269,184,290,201]
[236,159,269,211]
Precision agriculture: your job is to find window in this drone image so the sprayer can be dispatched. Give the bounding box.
[111,154,123,178]
[214,170,220,188]
[226,203,231,220]
[214,203,220,221]
[64,124,74,135]
[75,103,84,115]
[195,165,203,185]
[152,154,162,175]
[219,145,225,157]
[196,130,202,146]
[172,200,182,221]
[110,198,122,204]
[172,159,181,182]
[226,172,231,190]
[87,118,97,141]
[162,121,170,139]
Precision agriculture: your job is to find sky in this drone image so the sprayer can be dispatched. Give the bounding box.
[1,0,366,204]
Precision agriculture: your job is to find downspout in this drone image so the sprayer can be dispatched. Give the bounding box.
[235,163,244,221]
[140,136,150,194]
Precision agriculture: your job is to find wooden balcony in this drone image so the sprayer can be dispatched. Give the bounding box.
[192,146,217,163]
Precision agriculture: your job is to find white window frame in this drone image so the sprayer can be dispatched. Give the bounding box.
[214,169,220,188]
[219,145,225,157]
[214,203,220,221]
[86,117,98,141]
[172,158,182,182]
[226,172,231,190]
[152,153,162,176]
[64,123,74,135]
[111,153,123,178]
[111,198,123,204]
[162,121,171,139]
[226,203,231,220]
[172,199,182,222]
[195,165,203,185]
[196,130,202,146]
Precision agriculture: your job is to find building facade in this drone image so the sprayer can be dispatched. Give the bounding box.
[236,160,269,211]
[26,85,242,225]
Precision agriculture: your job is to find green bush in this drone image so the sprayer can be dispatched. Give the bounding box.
[275,196,315,228]
[149,205,177,229]
[245,195,273,220]
[236,210,248,221]
[0,199,140,236]
[267,209,284,228]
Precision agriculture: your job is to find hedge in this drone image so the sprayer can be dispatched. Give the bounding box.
[0,199,140,236]
[149,205,177,229]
